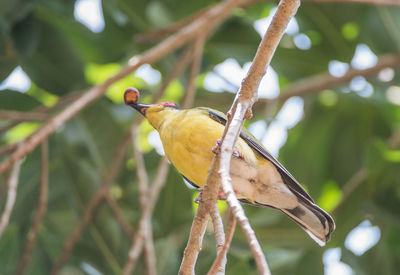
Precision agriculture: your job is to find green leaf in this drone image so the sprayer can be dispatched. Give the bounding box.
[12,15,87,95]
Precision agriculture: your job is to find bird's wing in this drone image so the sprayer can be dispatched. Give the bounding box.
[200,107,314,203]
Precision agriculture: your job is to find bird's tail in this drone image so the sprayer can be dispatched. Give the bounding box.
[280,196,335,246]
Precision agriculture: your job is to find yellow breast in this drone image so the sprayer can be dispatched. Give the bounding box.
[152,108,258,187]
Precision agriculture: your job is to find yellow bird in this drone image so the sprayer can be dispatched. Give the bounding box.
[124,87,335,245]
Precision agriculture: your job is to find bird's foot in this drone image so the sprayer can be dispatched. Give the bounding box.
[212,139,222,154]
[212,139,244,159]
[194,188,238,204]
[194,188,204,204]
[232,149,245,160]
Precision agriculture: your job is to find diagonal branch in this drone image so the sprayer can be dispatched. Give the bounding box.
[0,0,247,176]
[182,35,207,108]
[51,134,131,275]
[208,213,237,275]
[122,156,170,275]
[263,53,400,105]
[0,110,48,121]
[123,124,157,275]
[308,0,400,7]
[208,204,226,275]
[216,0,300,274]
[0,155,22,238]
[105,193,134,239]
[16,140,49,275]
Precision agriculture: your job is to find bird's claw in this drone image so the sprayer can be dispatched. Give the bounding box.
[232,149,244,159]
[194,188,204,204]
[212,139,222,154]
[194,188,238,203]
[212,139,244,159]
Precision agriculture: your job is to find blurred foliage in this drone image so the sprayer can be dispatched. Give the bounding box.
[0,0,400,274]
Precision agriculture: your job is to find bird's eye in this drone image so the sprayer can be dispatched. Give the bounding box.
[159,101,177,107]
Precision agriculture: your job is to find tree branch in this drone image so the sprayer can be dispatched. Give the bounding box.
[182,35,206,108]
[208,204,227,275]
[152,46,194,104]
[216,0,300,274]
[0,110,48,121]
[0,156,22,238]
[123,156,170,275]
[208,213,237,275]
[0,0,247,175]
[122,125,157,275]
[16,140,49,275]
[51,134,131,275]
[105,193,134,239]
[308,0,400,7]
[263,53,400,105]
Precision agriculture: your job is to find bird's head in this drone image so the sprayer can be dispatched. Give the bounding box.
[124,87,182,129]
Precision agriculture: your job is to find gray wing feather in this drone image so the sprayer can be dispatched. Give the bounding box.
[202,107,314,203]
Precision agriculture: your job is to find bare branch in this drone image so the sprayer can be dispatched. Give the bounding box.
[208,204,226,275]
[0,110,48,121]
[0,92,81,137]
[122,125,156,275]
[134,0,256,43]
[332,128,400,216]
[182,35,206,108]
[0,0,247,175]
[179,155,223,275]
[308,0,400,7]
[179,201,210,275]
[51,134,131,275]
[208,214,237,275]
[123,156,170,275]
[0,143,19,158]
[144,224,157,275]
[16,140,49,275]
[215,0,300,274]
[134,7,212,43]
[263,53,400,105]
[152,46,194,104]
[105,193,134,239]
[0,156,22,238]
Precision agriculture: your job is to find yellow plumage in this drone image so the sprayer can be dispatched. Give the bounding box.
[146,107,258,187]
[124,87,335,245]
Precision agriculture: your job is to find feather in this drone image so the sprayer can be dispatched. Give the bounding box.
[201,107,335,243]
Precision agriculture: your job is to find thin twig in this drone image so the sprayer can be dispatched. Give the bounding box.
[133,0,256,43]
[262,53,400,105]
[208,214,237,275]
[332,129,400,216]
[0,143,19,158]
[0,157,22,238]
[308,0,400,7]
[179,155,222,275]
[123,125,156,275]
[123,157,170,275]
[0,0,246,175]
[16,140,49,275]
[0,110,48,121]
[208,204,226,275]
[105,193,134,239]
[0,91,81,137]
[152,46,194,104]
[134,7,212,43]
[182,35,206,108]
[217,0,300,274]
[51,134,131,275]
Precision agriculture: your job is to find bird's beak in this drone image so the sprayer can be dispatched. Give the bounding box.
[127,102,152,116]
[124,87,152,116]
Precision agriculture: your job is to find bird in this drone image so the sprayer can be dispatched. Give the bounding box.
[124,87,335,246]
